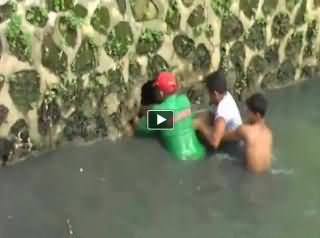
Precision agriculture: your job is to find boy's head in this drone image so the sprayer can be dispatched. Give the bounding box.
[205,70,227,105]
[141,80,163,106]
[245,93,268,122]
[154,72,179,98]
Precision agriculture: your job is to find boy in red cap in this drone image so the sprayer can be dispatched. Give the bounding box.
[133,72,206,160]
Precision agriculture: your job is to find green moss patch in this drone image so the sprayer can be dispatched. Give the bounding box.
[221,15,244,42]
[277,60,295,83]
[0,105,9,126]
[262,0,278,15]
[264,43,279,67]
[107,68,126,94]
[91,6,110,34]
[245,19,266,50]
[105,21,134,60]
[187,5,205,28]
[58,16,78,47]
[285,32,303,63]
[72,38,98,75]
[72,4,88,18]
[294,0,306,26]
[192,43,211,72]
[211,0,232,18]
[303,20,318,58]
[229,41,245,68]
[173,34,195,59]
[8,70,41,113]
[147,54,169,80]
[0,0,17,24]
[136,29,163,55]
[246,55,268,88]
[166,0,181,30]
[129,59,142,79]
[6,15,32,62]
[47,0,74,12]
[182,0,194,7]
[240,0,259,19]
[26,6,48,27]
[42,35,68,75]
[272,12,291,39]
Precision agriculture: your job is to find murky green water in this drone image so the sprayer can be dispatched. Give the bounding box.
[0,79,319,238]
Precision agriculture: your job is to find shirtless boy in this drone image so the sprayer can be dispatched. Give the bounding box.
[223,93,273,174]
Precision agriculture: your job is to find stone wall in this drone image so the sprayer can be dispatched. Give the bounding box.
[0,0,319,164]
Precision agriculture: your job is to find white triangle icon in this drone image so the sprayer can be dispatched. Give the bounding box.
[156,114,167,125]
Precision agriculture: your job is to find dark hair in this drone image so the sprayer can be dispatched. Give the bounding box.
[141,80,163,106]
[205,70,227,94]
[246,93,268,117]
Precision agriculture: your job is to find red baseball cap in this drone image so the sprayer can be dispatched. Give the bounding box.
[154,72,178,95]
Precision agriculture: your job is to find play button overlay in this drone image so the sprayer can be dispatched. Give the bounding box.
[147,110,174,130]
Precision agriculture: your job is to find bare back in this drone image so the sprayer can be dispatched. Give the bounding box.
[241,123,273,174]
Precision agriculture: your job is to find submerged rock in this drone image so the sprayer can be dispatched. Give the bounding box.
[72,38,98,75]
[136,29,163,55]
[272,12,291,39]
[239,0,259,19]
[0,0,16,24]
[192,43,211,72]
[8,70,41,113]
[105,21,134,60]
[25,6,48,27]
[0,105,9,126]
[147,54,169,81]
[166,0,181,30]
[173,34,195,59]
[245,19,266,50]
[262,0,278,15]
[42,35,68,75]
[221,15,244,42]
[187,5,205,28]
[90,6,110,34]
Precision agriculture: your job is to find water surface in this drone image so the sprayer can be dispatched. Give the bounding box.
[0,79,319,238]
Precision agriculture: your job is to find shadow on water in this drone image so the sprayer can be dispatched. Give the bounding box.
[0,80,319,237]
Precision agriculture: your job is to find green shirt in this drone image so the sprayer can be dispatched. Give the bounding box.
[136,94,206,160]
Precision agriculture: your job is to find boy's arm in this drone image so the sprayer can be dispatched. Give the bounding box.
[223,126,245,142]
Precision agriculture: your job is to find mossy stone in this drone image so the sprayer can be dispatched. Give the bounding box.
[182,0,194,7]
[272,12,291,39]
[26,6,48,27]
[187,5,205,28]
[0,74,4,91]
[246,55,268,87]
[72,38,98,76]
[105,21,133,60]
[91,6,110,34]
[264,43,279,67]
[116,0,127,15]
[9,119,29,142]
[0,105,9,126]
[46,0,74,12]
[166,0,181,30]
[285,32,303,64]
[277,60,295,83]
[301,65,318,79]
[173,34,195,59]
[294,0,306,26]
[229,41,245,68]
[107,68,126,94]
[38,96,61,136]
[63,110,89,140]
[304,20,318,58]
[136,29,163,55]
[58,16,77,47]
[240,0,259,19]
[246,19,266,50]
[261,71,278,89]
[315,0,320,8]
[192,43,211,72]
[129,59,142,79]
[262,0,278,15]
[211,0,232,18]
[8,70,41,113]
[147,54,169,81]
[72,4,88,18]
[221,15,244,42]
[286,0,299,11]
[42,35,68,75]
[130,0,158,21]
[0,1,17,23]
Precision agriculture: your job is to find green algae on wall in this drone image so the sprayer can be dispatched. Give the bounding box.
[26,6,48,27]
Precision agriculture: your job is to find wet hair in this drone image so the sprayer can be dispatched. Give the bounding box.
[205,70,227,94]
[246,93,268,117]
[140,80,163,106]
